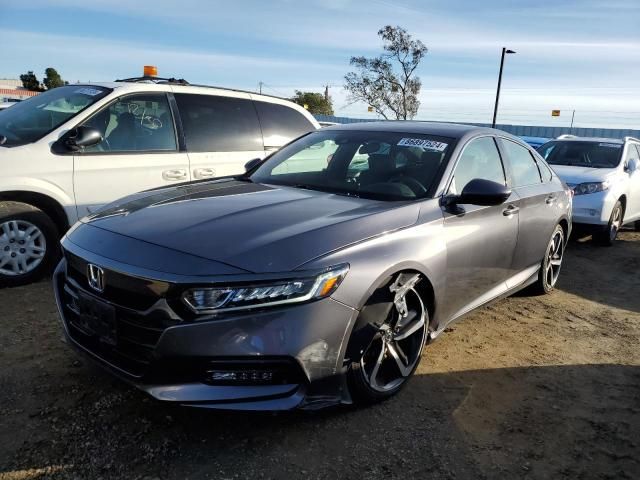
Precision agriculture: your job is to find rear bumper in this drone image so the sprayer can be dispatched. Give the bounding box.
[53,259,358,410]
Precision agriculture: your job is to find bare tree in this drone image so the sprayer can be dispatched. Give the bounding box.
[344,26,427,120]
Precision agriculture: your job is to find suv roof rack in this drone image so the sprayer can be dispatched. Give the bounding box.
[115,76,190,85]
[556,134,577,139]
[113,76,288,101]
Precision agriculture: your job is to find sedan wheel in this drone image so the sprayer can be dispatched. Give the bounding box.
[348,273,428,402]
[544,228,565,289]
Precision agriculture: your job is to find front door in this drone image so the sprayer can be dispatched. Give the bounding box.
[73,92,190,217]
[441,136,518,322]
[625,144,640,221]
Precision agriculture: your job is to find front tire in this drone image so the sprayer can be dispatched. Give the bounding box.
[529,224,565,295]
[594,201,623,246]
[347,272,428,404]
[0,201,60,287]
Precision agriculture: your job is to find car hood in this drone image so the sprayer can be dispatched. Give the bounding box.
[550,165,617,185]
[81,179,420,273]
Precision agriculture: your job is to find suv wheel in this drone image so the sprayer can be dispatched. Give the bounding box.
[0,201,60,287]
[594,201,623,246]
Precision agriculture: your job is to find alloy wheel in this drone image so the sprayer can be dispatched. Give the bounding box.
[609,205,622,242]
[360,274,427,392]
[545,230,564,288]
[0,220,47,276]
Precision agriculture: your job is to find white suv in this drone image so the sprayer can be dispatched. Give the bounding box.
[0,77,319,286]
[538,135,640,245]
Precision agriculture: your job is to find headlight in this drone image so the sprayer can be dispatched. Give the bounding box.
[573,181,609,196]
[182,264,349,314]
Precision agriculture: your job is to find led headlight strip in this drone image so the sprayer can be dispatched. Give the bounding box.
[182,264,349,314]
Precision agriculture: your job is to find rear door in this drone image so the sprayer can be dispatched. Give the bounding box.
[498,137,557,283]
[74,92,190,217]
[173,92,265,179]
[441,135,519,321]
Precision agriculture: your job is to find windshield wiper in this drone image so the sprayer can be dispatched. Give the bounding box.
[290,184,362,198]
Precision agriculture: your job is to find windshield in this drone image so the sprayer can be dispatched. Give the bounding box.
[538,141,623,168]
[249,130,453,200]
[0,85,111,147]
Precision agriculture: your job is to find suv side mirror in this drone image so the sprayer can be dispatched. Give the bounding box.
[244,158,262,172]
[67,126,103,150]
[456,178,512,206]
[626,158,638,174]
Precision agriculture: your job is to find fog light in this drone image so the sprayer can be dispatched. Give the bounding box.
[208,370,274,383]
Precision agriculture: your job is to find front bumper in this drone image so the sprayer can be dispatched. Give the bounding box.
[571,190,614,226]
[53,259,358,410]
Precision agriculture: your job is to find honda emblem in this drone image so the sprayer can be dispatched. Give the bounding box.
[87,264,105,293]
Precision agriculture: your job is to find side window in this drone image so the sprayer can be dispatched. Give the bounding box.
[501,139,542,187]
[537,159,554,182]
[83,93,177,152]
[449,137,505,194]
[254,101,315,146]
[627,144,640,161]
[174,94,262,152]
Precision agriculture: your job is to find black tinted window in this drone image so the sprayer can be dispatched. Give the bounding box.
[254,101,314,146]
[502,139,542,187]
[449,137,505,194]
[175,94,262,152]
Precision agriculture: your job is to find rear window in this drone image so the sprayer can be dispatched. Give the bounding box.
[539,141,623,168]
[254,101,315,147]
[174,93,262,152]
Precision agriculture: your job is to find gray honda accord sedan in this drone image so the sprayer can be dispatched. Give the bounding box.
[54,122,572,410]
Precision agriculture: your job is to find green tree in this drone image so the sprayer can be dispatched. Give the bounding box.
[43,68,65,90]
[290,90,334,115]
[20,71,43,92]
[344,25,427,120]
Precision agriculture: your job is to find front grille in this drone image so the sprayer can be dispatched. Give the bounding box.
[59,273,180,378]
[65,251,170,311]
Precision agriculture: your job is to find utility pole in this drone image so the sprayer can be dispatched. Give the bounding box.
[492,48,516,128]
[258,81,263,94]
[324,84,329,102]
[570,110,576,132]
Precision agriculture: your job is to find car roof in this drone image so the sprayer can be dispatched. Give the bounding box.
[552,136,624,144]
[321,121,503,140]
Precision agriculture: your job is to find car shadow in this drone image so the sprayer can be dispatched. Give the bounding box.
[4,364,639,479]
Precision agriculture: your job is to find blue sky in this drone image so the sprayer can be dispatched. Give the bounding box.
[1,0,639,127]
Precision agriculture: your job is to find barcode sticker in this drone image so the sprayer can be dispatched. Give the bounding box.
[397,138,448,151]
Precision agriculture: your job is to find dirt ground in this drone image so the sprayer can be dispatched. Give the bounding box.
[1,231,639,480]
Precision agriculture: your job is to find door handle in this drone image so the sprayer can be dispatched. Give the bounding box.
[503,205,520,216]
[162,169,187,181]
[193,167,216,179]
[545,195,556,205]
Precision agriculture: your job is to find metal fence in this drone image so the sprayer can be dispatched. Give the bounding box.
[314,115,640,140]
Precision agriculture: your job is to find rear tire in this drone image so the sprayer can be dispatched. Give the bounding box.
[529,224,565,295]
[347,272,428,404]
[0,201,60,288]
[593,201,623,246]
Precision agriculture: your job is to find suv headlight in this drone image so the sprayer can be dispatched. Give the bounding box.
[573,181,609,196]
[182,264,349,314]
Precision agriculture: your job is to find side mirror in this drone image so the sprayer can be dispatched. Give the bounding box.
[626,158,638,173]
[456,178,511,206]
[244,157,262,172]
[67,125,103,149]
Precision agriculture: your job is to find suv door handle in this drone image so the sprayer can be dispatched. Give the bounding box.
[193,167,216,179]
[503,205,520,216]
[162,169,187,181]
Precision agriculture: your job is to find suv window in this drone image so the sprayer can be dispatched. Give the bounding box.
[83,93,176,153]
[501,139,542,187]
[174,94,262,152]
[254,101,315,145]
[449,137,505,195]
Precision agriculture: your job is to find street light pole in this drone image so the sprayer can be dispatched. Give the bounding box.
[492,47,516,128]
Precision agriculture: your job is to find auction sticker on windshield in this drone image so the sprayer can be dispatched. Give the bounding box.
[74,88,104,96]
[398,138,448,151]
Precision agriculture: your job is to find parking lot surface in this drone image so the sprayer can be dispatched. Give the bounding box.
[1,232,639,480]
